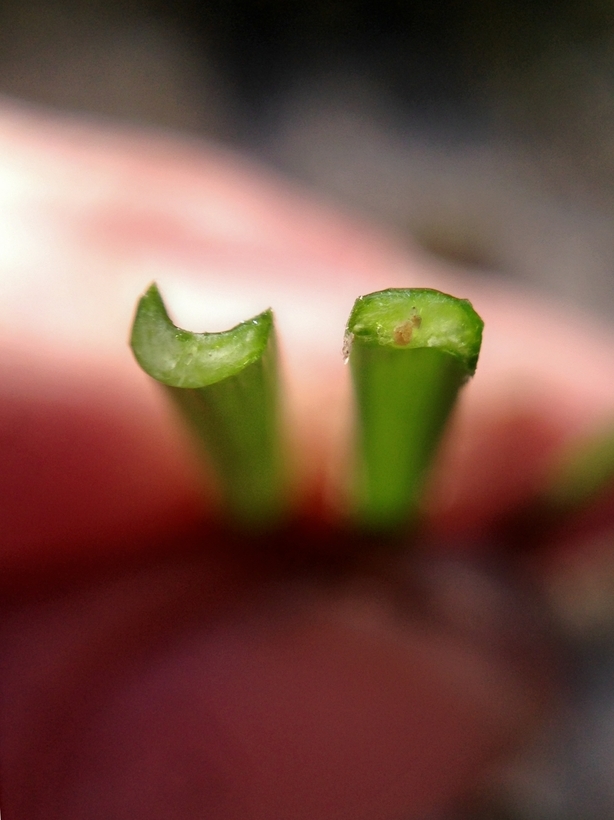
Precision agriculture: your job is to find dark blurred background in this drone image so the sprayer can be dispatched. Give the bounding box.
[2,0,614,319]
[3,3,614,817]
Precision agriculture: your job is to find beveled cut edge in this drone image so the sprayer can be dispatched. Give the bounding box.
[130,283,274,388]
[344,287,483,376]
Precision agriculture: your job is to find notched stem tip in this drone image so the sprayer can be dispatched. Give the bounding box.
[130,282,286,528]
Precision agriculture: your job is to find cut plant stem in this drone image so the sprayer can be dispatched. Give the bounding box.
[131,283,285,527]
[345,288,484,532]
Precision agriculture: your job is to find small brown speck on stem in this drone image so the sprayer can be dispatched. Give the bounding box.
[393,313,421,346]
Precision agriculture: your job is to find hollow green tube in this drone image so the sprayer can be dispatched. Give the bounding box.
[345,288,484,532]
[130,283,285,527]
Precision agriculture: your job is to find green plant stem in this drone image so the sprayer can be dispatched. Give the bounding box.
[543,422,614,513]
[130,283,285,527]
[345,288,484,532]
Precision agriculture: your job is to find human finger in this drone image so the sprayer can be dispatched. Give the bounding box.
[2,101,614,569]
